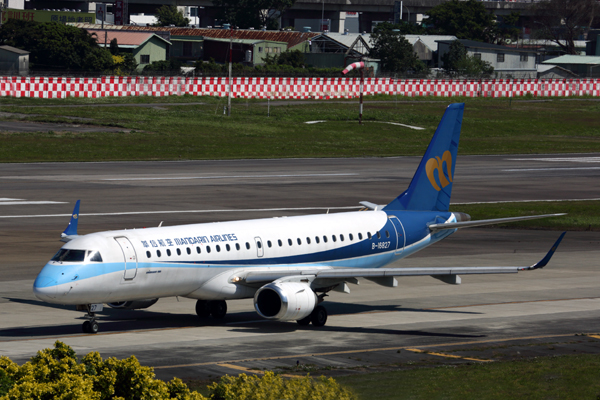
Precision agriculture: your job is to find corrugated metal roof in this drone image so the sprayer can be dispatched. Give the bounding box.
[542,55,600,65]
[87,30,156,46]
[0,45,29,54]
[70,23,317,48]
[404,35,456,51]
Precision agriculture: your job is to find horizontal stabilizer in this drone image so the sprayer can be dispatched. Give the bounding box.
[429,213,566,232]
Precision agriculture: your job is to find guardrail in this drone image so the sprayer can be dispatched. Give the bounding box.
[1,76,599,99]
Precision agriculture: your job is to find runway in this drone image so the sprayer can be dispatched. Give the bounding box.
[0,154,599,380]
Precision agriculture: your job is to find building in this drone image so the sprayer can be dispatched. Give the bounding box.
[203,38,288,66]
[438,39,537,78]
[542,56,600,78]
[0,45,29,76]
[404,35,457,68]
[86,30,171,71]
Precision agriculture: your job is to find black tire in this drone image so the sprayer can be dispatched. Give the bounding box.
[297,315,312,326]
[209,300,227,319]
[195,300,210,318]
[90,321,99,334]
[82,321,91,333]
[310,305,327,327]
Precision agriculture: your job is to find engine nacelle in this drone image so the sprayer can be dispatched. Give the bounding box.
[107,299,159,310]
[254,281,317,321]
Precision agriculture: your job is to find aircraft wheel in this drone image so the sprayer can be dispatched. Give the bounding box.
[209,300,227,319]
[82,321,91,333]
[90,321,99,334]
[310,305,327,327]
[195,300,210,318]
[296,315,311,326]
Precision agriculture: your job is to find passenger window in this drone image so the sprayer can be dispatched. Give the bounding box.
[307,237,311,245]
[167,249,172,256]
[257,241,262,249]
[197,246,201,254]
[377,231,381,239]
[157,250,162,257]
[340,234,344,242]
[236,243,240,250]
[349,233,354,241]
[278,239,283,247]
[207,246,211,253]
[246,242,250,250]
[187,247,191,255]
[216,245,221,252]
[386,231,390,238]
[288,239,292,246]
[267,240,272,248]
[358,233,363,240]
[177,248,181,256]
[146,251,151,258]
[297,238,302,245]
[315,236,320,244]
[367,232,372,240]
[323,236,328,243]
[226,244,231,251]
[332,235,337,242]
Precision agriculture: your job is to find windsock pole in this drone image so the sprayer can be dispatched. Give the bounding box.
[342,61,365,124]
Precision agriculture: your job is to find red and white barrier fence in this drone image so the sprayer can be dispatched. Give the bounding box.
[0,76,599,99]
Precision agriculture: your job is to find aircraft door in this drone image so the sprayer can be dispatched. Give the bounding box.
[388,216,405,255]
[114,237,138,280]
[254,237,264,258]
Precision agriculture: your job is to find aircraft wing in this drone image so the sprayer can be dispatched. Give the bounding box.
[238,232,566,287]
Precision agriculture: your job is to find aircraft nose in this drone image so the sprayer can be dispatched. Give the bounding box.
[33,274,58,300]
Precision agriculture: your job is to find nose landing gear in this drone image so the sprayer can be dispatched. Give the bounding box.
[78,304,103,334]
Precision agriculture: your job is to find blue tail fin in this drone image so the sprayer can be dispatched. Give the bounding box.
[384,103,464,212]
[60,200,80,241]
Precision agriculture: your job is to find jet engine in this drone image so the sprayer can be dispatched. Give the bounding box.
[254,281,317,321]
[107,299,159,309]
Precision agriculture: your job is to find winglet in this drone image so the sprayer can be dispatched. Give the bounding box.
[524,232,566,270]
[60,200,80,242]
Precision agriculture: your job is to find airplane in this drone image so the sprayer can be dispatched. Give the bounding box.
[33,103,566,334]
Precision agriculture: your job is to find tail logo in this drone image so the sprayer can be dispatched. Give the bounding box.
[426,151,453,191]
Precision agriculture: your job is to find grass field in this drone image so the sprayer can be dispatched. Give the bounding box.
[335,354,600,400]
[0,96,599,162]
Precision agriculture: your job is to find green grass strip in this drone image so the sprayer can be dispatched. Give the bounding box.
[336,354,600,400]
[0,97,599,162]
[450,200,600,231]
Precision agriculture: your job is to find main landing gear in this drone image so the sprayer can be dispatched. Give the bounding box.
[297,293,328,327]
[196,300,227,319]
[296,305,328,327]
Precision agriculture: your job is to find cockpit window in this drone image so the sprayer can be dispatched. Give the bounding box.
[51,249,102,262]
[87,251,103,262]
[51,249,86,262]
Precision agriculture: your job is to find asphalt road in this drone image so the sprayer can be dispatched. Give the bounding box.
[0,154,599,381]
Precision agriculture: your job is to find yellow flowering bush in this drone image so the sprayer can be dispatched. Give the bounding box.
[208,371,355,400]
[0,341,204,400]
[0,342,355,400]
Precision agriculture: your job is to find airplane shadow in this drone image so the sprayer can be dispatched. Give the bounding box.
[0,297,483,339]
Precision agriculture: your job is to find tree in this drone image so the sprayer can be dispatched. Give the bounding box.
[155,5,190,27]
[212,0,295,30]
[423,0,496,43]
[0,19,114,72]
[369,23,426,74]
[265,49,305,68]
[532,0,597,55]
[441,40,494,77]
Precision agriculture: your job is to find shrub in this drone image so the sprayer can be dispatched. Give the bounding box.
[0,342,355,400]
